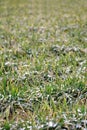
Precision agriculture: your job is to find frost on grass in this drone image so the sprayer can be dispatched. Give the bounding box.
[0,0,87,129]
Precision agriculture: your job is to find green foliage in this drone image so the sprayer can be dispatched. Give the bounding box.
[0,0,87,129]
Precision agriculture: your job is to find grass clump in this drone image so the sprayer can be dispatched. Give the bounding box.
[0,0,87,129]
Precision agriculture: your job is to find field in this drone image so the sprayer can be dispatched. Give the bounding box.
[0,0,87,129]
